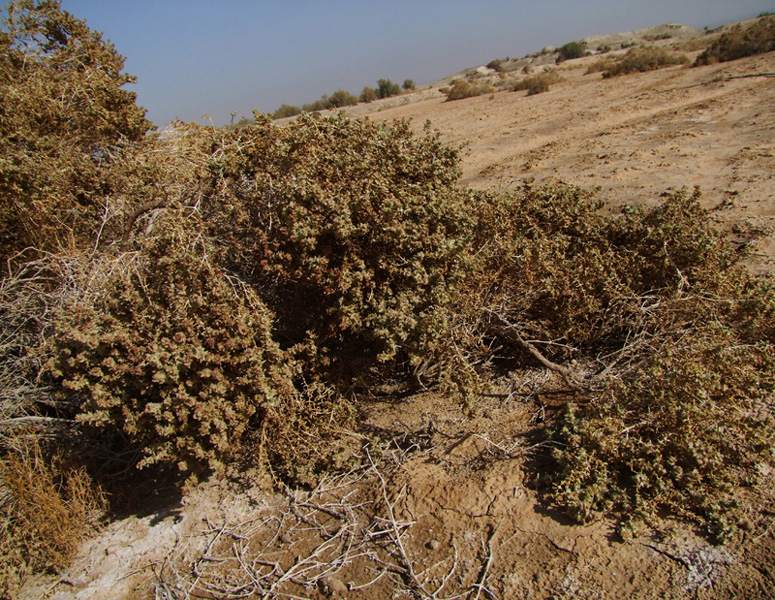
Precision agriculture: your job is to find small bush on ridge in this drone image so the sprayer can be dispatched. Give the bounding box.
[557,40,588,62]
[272,103,302,119]
[360,86,378,103]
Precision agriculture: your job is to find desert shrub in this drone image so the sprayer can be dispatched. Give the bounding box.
[695,16,775,65]
[262,381,359,486]
[449,182,775,534]
[556,40,587,62]
[486,58,504,72]
[200,115,473,383]
[272,103,302,119]
[0,437,105,596]
[602,46,690,77]
[597,44,611,53]
[548,322,775,536]
[0,0,152,266]
[585,58,617,74]
[444,79,494,100]
[462,184,775,534]
[326,89,358,108]
[49,222,296,475]
[359,86,378,103]
[301,98,327,113]
[511,70,562,95]
[402,78,416,90]
[377,77,401,98]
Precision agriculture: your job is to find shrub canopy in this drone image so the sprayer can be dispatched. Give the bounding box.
[0,0,151,265]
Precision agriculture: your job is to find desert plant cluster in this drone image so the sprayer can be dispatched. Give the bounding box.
[2,2,775,596]
[695,14,775,65]
[271,78,411,119]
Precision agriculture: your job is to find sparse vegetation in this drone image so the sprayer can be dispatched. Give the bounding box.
[487,58,505,72]
[443,79,495,100]
[511,70,563,94]
[599,46,690,77]
[1,437,106,597]
[377,77,402,98]
[4,2,775,591]
[556,40,588,62]
[695,15,775,65]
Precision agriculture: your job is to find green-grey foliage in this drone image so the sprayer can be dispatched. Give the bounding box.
[377,78,401,98]
[50,223,296,474]
[201,114,473,382]
[556,40,587,62]
[272,103,302,119]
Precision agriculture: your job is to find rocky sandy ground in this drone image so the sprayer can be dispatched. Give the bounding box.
[22,24,775,600]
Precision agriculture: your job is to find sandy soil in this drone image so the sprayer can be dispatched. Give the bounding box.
[23,29,775,600]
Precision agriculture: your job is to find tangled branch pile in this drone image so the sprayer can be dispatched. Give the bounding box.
[2,1,775,593]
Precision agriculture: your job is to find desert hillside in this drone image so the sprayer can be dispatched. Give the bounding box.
[9,15,775,600]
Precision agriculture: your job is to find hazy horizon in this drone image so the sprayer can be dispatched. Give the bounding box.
[55,0,775,128]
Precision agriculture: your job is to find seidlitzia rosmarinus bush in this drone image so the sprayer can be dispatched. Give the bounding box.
[202,114,475,383]
[49,220,296,475]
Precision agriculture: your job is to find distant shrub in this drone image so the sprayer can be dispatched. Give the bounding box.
[512,70,563,95]
[360,86,378,102]
[326,89,359,108]
[50,224,296,475]
[302,98,328,113]
[377,78,401,98]
[272,103,302,119]
[695,16,775,65]
[402,78,416,90]
[597,44,612,53]
[556,40,588,62]
[443,79,494,101]
[602,46,689,77]
[585,58,617,74]
[674,36,716,52]
[486,58,504,72]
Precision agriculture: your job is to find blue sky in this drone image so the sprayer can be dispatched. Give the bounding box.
[57,0,775,128]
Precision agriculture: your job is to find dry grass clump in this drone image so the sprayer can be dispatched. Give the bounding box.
[511,70,563,95]
[0,437,105,597]
[597,46,690,77]
[695,15,775,65]
[443,79,495,101]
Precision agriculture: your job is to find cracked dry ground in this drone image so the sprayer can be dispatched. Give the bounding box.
[28,51,775,600]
